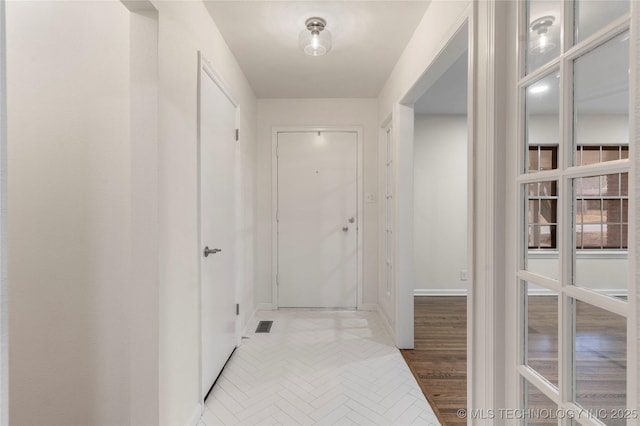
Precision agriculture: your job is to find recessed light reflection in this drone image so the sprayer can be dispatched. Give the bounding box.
[529,84,549,94]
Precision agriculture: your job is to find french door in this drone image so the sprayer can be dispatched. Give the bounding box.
[517,1,635,424]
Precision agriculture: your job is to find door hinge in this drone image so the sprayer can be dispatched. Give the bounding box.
[236,303,240,316]
[235,129,239,141]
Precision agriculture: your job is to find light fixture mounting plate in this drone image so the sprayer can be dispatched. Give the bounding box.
[530,15,555,33]
[305,17,327,32]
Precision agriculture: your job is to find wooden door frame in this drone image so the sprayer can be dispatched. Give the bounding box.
[196,51,239,411]
[271,127,364,310]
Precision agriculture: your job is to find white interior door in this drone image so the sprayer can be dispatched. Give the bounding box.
[277,131,358,308]
[199,60,236,399]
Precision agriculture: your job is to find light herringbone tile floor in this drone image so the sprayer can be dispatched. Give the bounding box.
[199,310,440,426]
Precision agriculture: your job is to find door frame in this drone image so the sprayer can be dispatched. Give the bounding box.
[196,51,239,410]
[271,126,364,309]
[391,9,472,350]
[0,1,7,423]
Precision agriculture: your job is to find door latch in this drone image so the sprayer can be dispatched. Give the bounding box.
[203,246,222,257]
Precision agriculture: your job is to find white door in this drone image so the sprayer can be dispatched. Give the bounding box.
[199,61,236,399]
[276,131,358,308]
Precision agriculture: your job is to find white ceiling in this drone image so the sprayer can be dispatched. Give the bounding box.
[203,1,431,98]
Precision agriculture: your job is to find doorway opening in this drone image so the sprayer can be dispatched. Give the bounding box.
[394,20,471,425]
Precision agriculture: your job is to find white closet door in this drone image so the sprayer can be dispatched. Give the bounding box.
[199,64,236,399]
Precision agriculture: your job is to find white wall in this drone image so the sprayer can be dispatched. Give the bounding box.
[7,1,258,425]
[413,115,467,294]
[530,114,628,145]
[255,99,378,308]
[152,1,257,424]
[7,2,132,424]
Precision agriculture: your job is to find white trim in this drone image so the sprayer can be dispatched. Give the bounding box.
[629,0,639,413]
[414,289,467,297]
[527,249,629,260]
[0,1,7,423]
[187,403,202,426]
[196,51,240,412]
[199,56,238,109]
[271,127,364,310]
[241,308,257,339]
[256,303,274,311]
[525,287,628,298]
[358,303,378,312]
[378,309,395,342]
[469,0,513,418]
[393,104,415,349]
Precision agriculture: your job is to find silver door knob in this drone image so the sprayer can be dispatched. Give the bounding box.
[203,246,222,257]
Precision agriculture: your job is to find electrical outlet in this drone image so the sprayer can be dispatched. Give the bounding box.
[460,270,468,281]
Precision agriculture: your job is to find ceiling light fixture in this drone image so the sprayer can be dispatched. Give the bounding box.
[299,17,332,57]
[530,15,555,55]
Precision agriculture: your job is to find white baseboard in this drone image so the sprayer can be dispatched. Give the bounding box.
[358,303,378,311]
[414,289,468,296]
[377,308,395,342]
[187,403,202,426]
[241,308,257,338]
[413,288,627,298]
[593,289,627,298]
[257,303,274,311]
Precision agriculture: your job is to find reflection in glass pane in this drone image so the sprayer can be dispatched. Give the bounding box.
[574,173,628,250]
[525,181,558,279]
[525,282,558,386]
[575,0,629,44]
[574,301,626,425]
[526,0,561,74]
[526,71,559,173]
[525,380,557,426]
[573,174,628,293]
[574,32,629,166]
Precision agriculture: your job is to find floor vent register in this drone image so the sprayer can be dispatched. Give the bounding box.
[255,321,273,333]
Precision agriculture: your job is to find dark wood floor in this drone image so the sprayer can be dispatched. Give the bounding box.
[401,297,467,425]
[401,296,627,426]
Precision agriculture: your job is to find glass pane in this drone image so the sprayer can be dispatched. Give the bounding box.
[574,300,626,424]
[525,380,557,425]
[573,32,629,166]
[525,282,558,386]
[526,72,559,173]
[525,181,558,279]
[575,0,629,43]
[526,0,561,74]
[573,174,628,293]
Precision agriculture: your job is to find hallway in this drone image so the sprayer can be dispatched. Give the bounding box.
[200,311,439,426]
